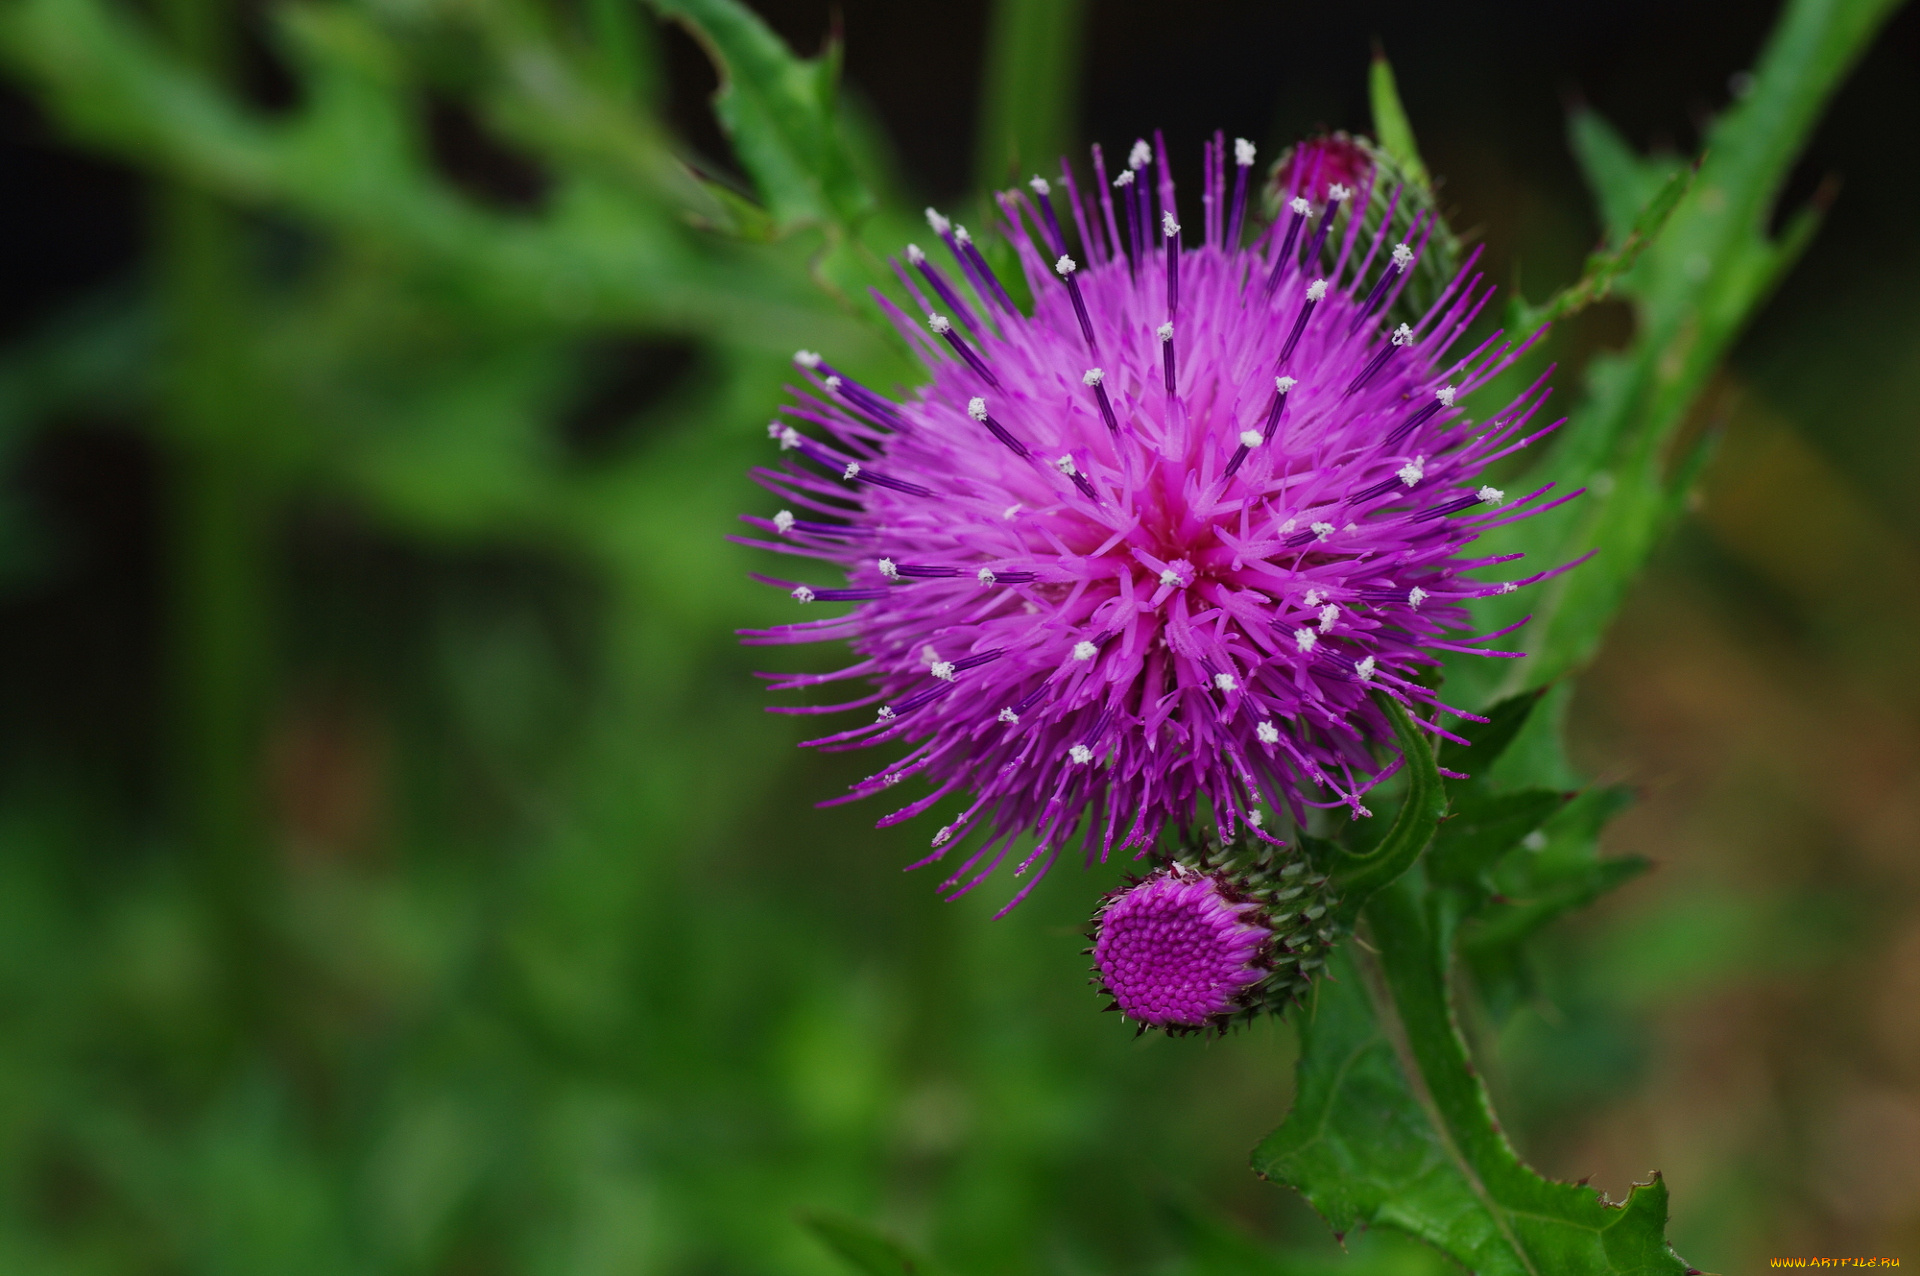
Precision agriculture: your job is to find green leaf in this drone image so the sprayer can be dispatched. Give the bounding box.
[1367,51,1430,191]
[1437,690,1543,782]
[1462,785,1645,1021]
[1327,694,1446,927]
[1255,885,1692,1274]
[800,1211,929,1276]
[1428,788,1570,892]
[644,0,875,233]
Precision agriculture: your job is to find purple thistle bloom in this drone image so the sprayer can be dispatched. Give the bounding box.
[740,133,1584,911]
[1091,864,1267,1029]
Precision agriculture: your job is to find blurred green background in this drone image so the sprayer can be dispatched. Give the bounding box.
[0,0,1915,1271]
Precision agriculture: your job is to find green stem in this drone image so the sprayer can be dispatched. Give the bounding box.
[1363,877,1517,1186]
[156,0,274,1009]
[1327,692,1446,926]
[972,0,1086,195]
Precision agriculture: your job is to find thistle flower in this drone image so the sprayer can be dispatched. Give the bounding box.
[1090,844,1339,1033]
[741,131,1581,910]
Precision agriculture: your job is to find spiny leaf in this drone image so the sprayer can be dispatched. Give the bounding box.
[1568,109,1683,245]
[1462,785,1644,1021]
[1470,0,1905,696]
[1428,788,1571,891]
[1512,158,1694,331]
[645,0,874,233]
[1256,891,1692,1275]
[1437,689,1544,783]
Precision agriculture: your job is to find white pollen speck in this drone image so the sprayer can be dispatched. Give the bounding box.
[773,510,795,534]
[824,375,843,391]
[766,420,783,439]
[1159,569,1180,587]
[931,661,956,681]
[1069,744,1094,765]
[931,824,952,846]
[877,705,895,720]
[791,584,816,603]
[878,558,899,579]
[998,707,1019,724]
[1294,628,1318,653]
[1398,456,1426,486]
[1498,582,1517,595]
[1113,170,1135,188]
[1304,590,1323,607]
[1002,503,1023,520]
[1437,385,1458,407]
[842,461,860,480]
[1319,603,1340,630]
[1356,656,1377,682]
[1162,212,1180,237]
[1343,522,1357,532]
[1214,672,1237,693]
[1391,243,1414,269]
[1029,175,1051,195]
[1478,486,1505,503]
[1280,518,1297,533]
[1157,321,1174,341]
[967,397,988,421]
[1391,323,1414,347]
[1082,367,1105,386]
[1054,454,1077,476]
[925,207,951,235]
[1257,721,1279,744]
[1306,279,1328,301]
[1240,429,1262,448]
[906,243,926,265]
[1235,137,1256,167]
[1289,196,1310,216]
[954,225,973,246]
[1408,586,1428,609]
[778,428,800,450]
[1276,375,1297,393]
[1072,640,1098,661]
[977,567,997,585]
[928,314,952,334]
[1054,254,1078,276]
[1328,183,1351,201]
[794,350,822,368]
[1248,808,1264,827]
[1311,521,1335,541]
[1128,139,1151,169]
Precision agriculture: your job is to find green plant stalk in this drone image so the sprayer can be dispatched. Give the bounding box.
[972,0,1085,195]
[156,0,273,1015]
[1326,692,1446,927]
[1496,0,1905,696]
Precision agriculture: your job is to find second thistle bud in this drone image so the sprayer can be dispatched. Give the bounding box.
[1089,838,1341,1034]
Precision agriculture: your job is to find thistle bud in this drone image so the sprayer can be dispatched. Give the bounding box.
[1089,838,1340,1034]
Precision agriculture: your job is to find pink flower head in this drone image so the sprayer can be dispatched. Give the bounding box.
[741,131,1581,910]
[1092,865,1267,1029]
